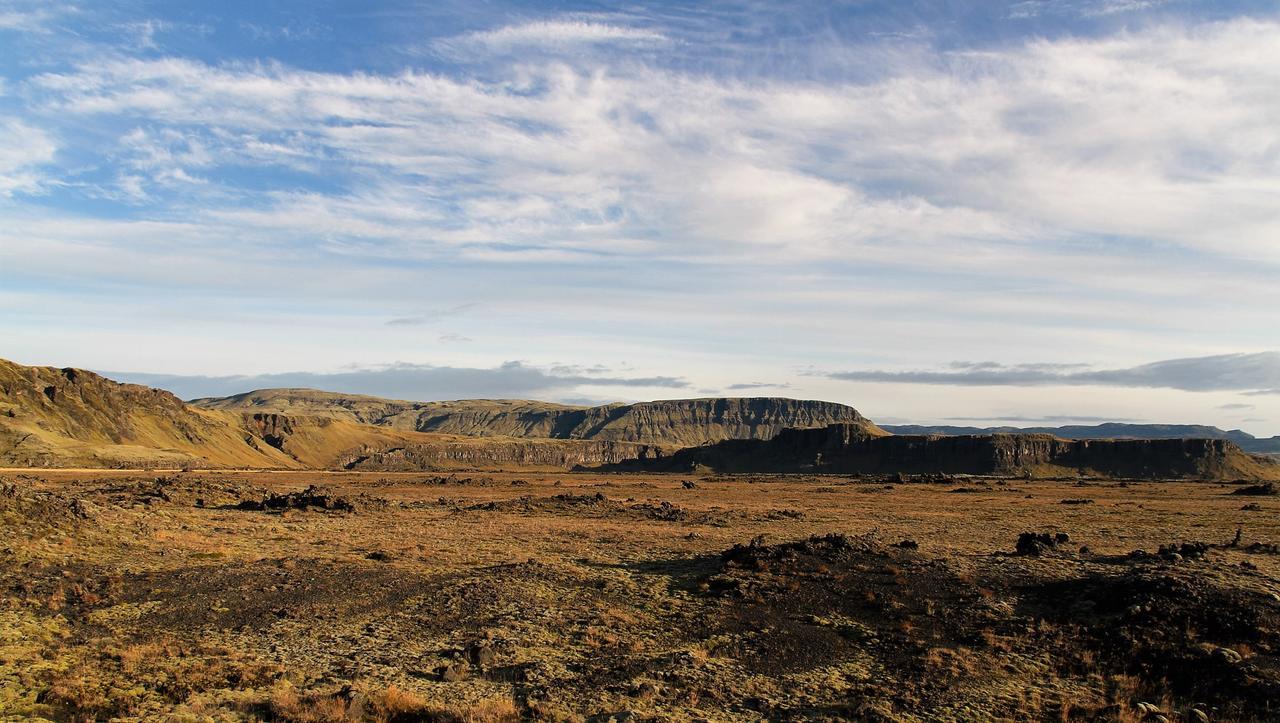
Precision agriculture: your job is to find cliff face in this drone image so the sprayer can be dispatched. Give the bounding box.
[195,392,881,447]
[336,438,668,472]
[622,424,1280,480]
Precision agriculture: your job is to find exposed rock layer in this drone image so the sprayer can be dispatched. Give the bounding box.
[194,390,882,446]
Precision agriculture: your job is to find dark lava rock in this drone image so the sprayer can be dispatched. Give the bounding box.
[681,480,699,489]
[465,641,496,667]
[1015,532,1070,557]
[1230,482,1277,496]
[236,485,358,513]
[1060,498,1095,505]
[437,662,468,682]
[895,539,919,550]
[1158,542,1209,561]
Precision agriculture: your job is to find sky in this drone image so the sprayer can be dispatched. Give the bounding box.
[1,0,1279,435]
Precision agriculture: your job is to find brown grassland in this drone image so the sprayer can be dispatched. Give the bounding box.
[3,469,1279,721]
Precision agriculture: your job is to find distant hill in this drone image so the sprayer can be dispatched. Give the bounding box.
[192,389,885,447]
[883,423,1280,454]
[0,359,294,469]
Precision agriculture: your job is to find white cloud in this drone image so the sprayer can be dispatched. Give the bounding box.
[0,119,56,196]
[23,19,1280,267]
[445,20,667,53]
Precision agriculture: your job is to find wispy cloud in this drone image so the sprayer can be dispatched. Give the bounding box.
[439,19,668,56]
[726,381,792,390]
[386,303,479,327]
[827,352,1280,392]
[0,118,57,196]
[939,415,1137,423]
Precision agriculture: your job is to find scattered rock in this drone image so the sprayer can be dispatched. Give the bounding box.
[437,662,468,682]
[1213,646,1243,664]
[895,539,919,550]
[1230,482,1276,496]
[681,480,699,489]
[1015,532,1070,556]
[236,485,365,513]
[1158,542,1209,561]
[1060,498,1095,505]
[1241,502,1263,511]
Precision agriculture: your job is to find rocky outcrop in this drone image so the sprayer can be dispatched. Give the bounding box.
[605,424,1280,480]
[194,391,881,447]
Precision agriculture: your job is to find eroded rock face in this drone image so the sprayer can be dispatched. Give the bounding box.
[336,439,668,471]
[200,393,881,447]
[610,424,1280,480]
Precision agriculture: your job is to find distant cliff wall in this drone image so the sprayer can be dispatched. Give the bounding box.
[609,424,1280,480]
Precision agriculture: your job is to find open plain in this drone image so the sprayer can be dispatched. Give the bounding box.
[4,469,1279,721]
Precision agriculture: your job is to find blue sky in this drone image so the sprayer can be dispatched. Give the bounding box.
[2,0,1279,434]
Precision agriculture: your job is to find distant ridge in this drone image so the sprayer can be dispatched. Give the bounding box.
[883,423,1280,454]
[0,359,880,469]
[602,424,1280,480]
[192,389,885,447]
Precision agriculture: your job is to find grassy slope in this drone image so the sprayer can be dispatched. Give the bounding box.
[0,360,296,469]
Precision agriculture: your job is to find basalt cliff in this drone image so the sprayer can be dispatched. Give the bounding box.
[193,390,882,446]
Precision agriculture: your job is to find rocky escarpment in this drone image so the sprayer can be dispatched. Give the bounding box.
[412,397,878,446]
[195,393,882,447]
[604,423,1280,480]
[336,438,669,472]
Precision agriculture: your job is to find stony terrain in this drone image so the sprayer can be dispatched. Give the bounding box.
[4,469,1280,721]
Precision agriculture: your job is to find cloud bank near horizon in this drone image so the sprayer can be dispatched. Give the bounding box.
[108,361,688,403]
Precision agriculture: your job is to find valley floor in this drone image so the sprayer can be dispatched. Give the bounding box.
[3,470,1279,721]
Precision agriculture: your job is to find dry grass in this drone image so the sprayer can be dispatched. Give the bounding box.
[269,683,518,723]
[4,469,1279,721]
